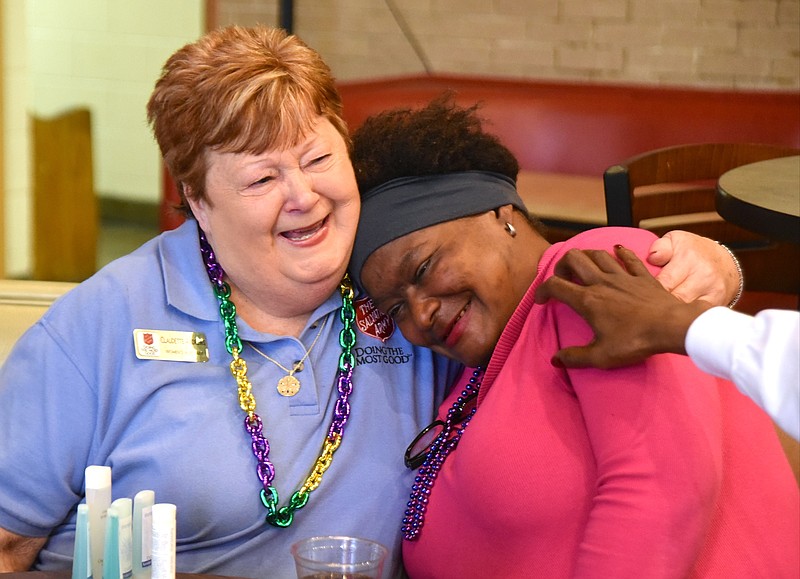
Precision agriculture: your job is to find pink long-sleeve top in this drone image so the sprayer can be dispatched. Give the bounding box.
[402,227,799,578]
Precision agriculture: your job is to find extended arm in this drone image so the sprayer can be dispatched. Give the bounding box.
[687,307,799,440]
[535,246,800,441]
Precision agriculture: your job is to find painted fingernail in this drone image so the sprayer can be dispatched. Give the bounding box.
[551,356,565,368]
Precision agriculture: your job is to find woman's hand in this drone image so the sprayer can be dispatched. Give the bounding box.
[648,230,741,306]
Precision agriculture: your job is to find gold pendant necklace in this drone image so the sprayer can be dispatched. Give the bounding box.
[247,315,328,397]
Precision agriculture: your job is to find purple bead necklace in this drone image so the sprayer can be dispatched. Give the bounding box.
[402,367,484,541]
[199,230,357,528]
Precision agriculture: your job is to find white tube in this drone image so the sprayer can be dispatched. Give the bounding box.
[133,490,155,579]
[151,503,177,579]
[84,465,111,579]
[116,498,134,578]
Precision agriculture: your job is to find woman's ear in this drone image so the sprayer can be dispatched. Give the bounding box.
[184,184,210,231]
[496,204,516,223]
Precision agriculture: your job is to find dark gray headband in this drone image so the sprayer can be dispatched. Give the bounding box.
[350,171,527,290]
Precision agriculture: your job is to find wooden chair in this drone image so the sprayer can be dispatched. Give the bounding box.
[32,107,97,282]
[603,143,800,299]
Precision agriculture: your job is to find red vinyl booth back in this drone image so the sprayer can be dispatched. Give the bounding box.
[159,75,800,231]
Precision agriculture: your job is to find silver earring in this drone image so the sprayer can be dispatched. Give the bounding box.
[504,222,517,238]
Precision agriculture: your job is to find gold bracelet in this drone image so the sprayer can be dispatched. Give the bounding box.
[717,242,744,308]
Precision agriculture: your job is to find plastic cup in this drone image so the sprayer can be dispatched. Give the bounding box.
[291,535,388,579]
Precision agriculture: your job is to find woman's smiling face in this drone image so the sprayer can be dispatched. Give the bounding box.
[360,209,526,367]
[188,117,360,298]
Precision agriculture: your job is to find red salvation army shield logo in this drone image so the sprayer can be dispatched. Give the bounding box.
[355,296,395,342]
[143,333,154,345]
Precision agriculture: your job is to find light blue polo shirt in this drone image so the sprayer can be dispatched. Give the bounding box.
[0,220,459,578]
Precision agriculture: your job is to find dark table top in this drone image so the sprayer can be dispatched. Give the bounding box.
[716,155,800,244]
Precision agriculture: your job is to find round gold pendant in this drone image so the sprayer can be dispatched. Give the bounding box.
[277,375,301,397]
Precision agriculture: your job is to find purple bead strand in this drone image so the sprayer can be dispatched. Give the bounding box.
[401,368,483,541]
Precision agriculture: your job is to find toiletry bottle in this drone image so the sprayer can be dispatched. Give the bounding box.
[84,465,111,579]
[104,498,133,579]
[103,502,122,579]
[133,490,155,579]
[151,503,176,579]
[71,503,92,579]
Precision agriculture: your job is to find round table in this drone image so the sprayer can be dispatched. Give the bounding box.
[716,155,800,245]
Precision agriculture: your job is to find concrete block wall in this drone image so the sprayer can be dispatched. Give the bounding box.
[214,0,800,90]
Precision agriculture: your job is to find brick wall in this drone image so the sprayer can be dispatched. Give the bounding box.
[212,0,799,90]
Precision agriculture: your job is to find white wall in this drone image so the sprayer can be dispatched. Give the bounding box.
[2,1,31,278]
[2,0,203,277]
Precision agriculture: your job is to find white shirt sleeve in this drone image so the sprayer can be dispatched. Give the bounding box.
[685,307,799,441]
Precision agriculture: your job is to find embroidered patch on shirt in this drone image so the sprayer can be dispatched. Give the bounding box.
[354,296,395,342]
[133,329,209,362]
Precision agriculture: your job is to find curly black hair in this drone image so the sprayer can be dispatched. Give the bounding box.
[351,93,520,194]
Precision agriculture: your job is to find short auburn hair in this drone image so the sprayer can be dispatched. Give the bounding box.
[147,25,349,215]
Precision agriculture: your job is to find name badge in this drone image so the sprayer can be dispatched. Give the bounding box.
[133,329,209,362]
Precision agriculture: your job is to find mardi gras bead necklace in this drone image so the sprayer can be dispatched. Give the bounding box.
[401,367,484,541]
[199,230,356,528]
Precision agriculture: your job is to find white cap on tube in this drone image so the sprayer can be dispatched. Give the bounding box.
[85,465,111,489]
